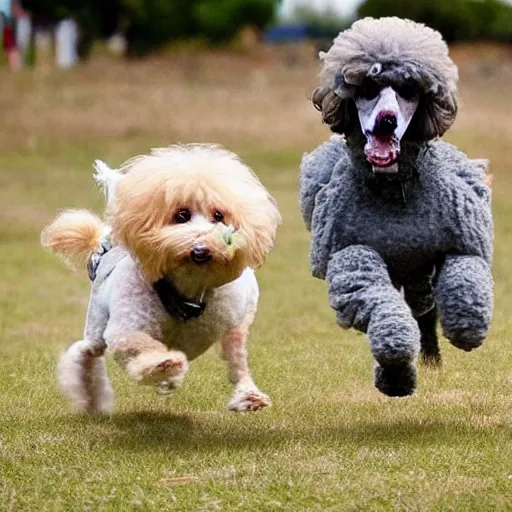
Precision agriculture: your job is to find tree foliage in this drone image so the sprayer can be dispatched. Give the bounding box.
[22,0,281,57]
[195,0,277,43]
[121,0,195,56]
[357,0,512,43]
[292,4,347,39]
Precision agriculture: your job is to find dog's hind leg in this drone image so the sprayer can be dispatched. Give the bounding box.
[221,320,271,412]
[57,339,113,413]
[403,266,441,366]
[58,299,113,413]
[417,306,441,366]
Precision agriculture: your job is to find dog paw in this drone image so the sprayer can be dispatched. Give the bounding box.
[155,378,182,395]
[420,350,442,367]
[374,363,417,397]
[228,390,272,412]
[448,329,485,352]
[127,351,188,386]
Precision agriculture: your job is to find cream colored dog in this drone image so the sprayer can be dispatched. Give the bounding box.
[42,144,281,414]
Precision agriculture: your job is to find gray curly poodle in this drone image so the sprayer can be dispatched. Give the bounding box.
[299,17,493,397]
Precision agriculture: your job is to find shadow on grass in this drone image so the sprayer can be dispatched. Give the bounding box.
[41,410,509,455]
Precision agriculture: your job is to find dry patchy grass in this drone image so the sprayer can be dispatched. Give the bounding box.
[1,45,512,511]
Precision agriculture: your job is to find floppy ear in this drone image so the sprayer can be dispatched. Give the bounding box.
[235,194,281,270]
[407,88,458,141]
[312,86,358,136]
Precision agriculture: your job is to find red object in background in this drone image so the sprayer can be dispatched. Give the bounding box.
[3,21,16,50]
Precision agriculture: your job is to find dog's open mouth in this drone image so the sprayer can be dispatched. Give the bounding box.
[364,133,400,173]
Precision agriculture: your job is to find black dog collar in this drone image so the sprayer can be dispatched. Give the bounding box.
[153,278,206,321]
[88,236,205,321]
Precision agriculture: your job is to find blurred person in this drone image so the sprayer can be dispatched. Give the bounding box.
[1,0,22,70]
[55,17,77,68]
[14,0,30,66]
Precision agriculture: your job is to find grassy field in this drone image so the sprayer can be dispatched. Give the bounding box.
[2,45,512,511]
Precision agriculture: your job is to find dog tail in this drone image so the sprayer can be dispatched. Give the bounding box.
[41,209,105,270]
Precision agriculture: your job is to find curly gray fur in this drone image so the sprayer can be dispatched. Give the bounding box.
[302,18,493,397]
[312,17,459,140]
[300,133,494,396]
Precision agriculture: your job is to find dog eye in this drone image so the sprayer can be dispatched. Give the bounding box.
[396,83,417,101]
[359,80,381,100]
[174,209,191,223]
[212,211,224,223]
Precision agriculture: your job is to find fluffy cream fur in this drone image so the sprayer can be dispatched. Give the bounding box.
[42,143,281,414]
[41,209,103,270]
[56,340,114,413]
[44,145,281,286]
[109,144,281,283]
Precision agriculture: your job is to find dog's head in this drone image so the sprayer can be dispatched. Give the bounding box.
[106,145,281,290]
[312,17,459,174]
[353,80,420,173]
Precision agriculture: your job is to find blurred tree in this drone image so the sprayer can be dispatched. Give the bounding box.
[471,0,512,42]
[22,0,280,58]
[193,0,277,43]
[358,0,512,43]
[292,4,347,39]
[121,0,195,56]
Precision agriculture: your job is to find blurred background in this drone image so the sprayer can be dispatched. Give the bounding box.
[0,0,511,154]
[2,3,512,508]
[1,0,511,357]
[2,0,512,62]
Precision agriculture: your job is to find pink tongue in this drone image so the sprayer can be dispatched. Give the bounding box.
[365,134,400,166]
[370,135,393,153]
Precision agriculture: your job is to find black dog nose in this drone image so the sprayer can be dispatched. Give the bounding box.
[375,114,397,136]
[190,246,212,264]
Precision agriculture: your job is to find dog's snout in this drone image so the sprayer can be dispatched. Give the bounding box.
[375,114,398,136]
[190,246,212,265]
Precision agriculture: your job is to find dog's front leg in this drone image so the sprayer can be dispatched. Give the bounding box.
[221,324,271,412]
[106,331,189,389]
[436,254,493,352]
[326,245,421,397]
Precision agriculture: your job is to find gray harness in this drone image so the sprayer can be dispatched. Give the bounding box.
[87,236,113,282]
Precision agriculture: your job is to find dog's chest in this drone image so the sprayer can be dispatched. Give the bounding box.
[161,312,226,360]
[159,270,257,360]
[330,178,452,274]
